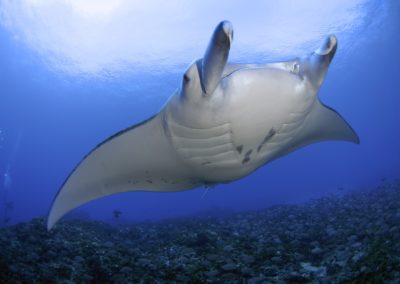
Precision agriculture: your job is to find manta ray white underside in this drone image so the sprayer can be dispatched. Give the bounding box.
[47,21,359,230]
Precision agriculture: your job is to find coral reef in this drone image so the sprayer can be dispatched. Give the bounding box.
[0,183,399,283]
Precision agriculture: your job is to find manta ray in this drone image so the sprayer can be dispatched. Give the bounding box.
[47,21,359,230]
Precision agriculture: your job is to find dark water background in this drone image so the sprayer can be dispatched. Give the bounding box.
[0,1,399,227]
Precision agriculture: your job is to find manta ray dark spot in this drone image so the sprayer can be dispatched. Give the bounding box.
[242,157,250,164]
[236,145,243,154]
[242,149,253,164]
[146,180,153,184]
[257,128,276,152]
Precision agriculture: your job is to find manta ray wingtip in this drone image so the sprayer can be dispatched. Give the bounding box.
[352,130,361,145]
[46,215,55,231]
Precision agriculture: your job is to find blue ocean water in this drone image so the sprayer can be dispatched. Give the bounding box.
[0,0,399,227]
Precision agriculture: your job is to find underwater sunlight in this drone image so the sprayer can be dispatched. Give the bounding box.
[0,0,399,282]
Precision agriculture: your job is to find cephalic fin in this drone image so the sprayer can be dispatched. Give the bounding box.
[201,21,233,95]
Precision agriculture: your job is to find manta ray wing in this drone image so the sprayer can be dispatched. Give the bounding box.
[47,114,197,230]
[286,99,360,153]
